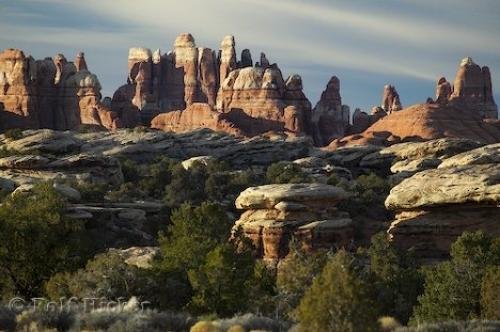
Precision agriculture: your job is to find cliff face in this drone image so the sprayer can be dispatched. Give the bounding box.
[0,49,120,131]
[2,41,498,149]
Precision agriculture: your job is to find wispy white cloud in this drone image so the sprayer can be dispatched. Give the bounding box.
[1,0,498,109]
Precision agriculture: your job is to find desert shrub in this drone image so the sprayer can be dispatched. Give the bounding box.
[94,310,194,332]
[266,162,310,184]
[156,202,232,272]
[164,163,208,207]
[337,172,391,221]
[205,169,261,204]
[412,231,500,324]
[106,182,146,202]
[217,313,291,331]
[276,242,329,319]
[16,308,75,332]
[245,259,278,316]
[188,243,255,316]
[120,158,140,182]
[75,182,110,202]
[153,202,233,309]
[190,320,222,332]
[79,310,130,331]
[0,306,16,331]
[0,182,88,298]
[379,316,402,331]
[365,233,423,324]
[481,266,500,319]
[227,325,245,332]
[3,128,23,140]
[0,146,26,158]
[295,250,380,331]
[394,320,500,332]
[45,251,153,302]
[138,156,177,197]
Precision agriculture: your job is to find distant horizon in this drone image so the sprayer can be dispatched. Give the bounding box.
[1,0,499,114]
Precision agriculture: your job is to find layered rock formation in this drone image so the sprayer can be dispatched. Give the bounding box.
[216,66,312,137]
[311,76,350,146]
[329,102,500,148]
[116,33,312,138]
[386,143,500,261]
[234,183,353,264]
[151,102,247,136]
[0,49,119,131]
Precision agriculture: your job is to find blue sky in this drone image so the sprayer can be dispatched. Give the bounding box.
[1,0,499,113]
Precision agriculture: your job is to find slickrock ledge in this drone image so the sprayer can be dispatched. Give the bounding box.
[385,143,500,261]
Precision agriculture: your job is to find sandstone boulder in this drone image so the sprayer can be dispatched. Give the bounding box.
[235,183,353,264]
[110,246,159,269]
[236,183,348,209]
[181,155,216,170]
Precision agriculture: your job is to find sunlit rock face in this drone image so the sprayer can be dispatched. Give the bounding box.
[386,142,500,261]
[448,57,498,119]
[234,183,353,265]
[136,33,313,138]
[0,48,119,131]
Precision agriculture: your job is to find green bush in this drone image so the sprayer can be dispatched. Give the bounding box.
[481,266,500,319]
[295,250,380,331]
[120,158,140,183]
[0,182,88,298]
[164,163,208,207]
[337,172,390,218]
[216,313,290,331]
[16,308,75,332]
[276,242,329,319]
[155,202,232,272]
[205,169,261,203]
[265,162,311,184]
[365,233,423,324]
[0,306,16,331]
[75,182,110,202]
[411,231,500,324]
[3,128,23,140]
[79,309,194,332]
[153,202,233,309]
[45,251,149,301]
[138,156,177,197]
[188,243,255,316]
[395,320,500,332]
